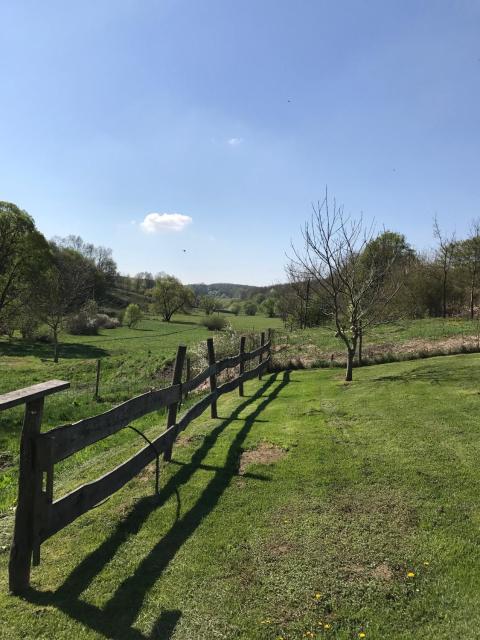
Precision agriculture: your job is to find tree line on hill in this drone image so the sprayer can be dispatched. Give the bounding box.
[2,197,480,374]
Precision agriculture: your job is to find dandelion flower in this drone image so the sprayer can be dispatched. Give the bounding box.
[324,623,331,629]
[359,633,366,638]
[314,592,322,599]
[407,571,415,578]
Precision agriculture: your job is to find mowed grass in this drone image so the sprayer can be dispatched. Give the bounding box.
[1,355,480,638]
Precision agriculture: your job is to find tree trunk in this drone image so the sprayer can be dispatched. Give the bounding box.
[358,327,363,366]
[53,330,59,363]
[345,349,355,382]
[470,272,476,320]
[442,272,447,318]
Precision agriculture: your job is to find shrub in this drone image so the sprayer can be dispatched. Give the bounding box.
[124,303,142,328]
[229,303,241,316]
[202,315,227,331]
[66,311,99,335]
[36,330,53,343]
[244,302,258,316]
[96,313,120,329]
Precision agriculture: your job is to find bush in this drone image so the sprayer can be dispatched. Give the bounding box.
[244,302,258,316]
[124,303,142,328]
[96,313,120,329]
[66,311,99,335]
[36,330,53,343]
[202,315,227,331]
[229,303,241,315]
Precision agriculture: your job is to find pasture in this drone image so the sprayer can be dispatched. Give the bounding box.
[1,354,480,638]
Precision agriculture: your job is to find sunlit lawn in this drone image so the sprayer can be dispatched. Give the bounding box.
[1,355,480,638]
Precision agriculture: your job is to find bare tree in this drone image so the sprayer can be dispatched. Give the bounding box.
[285,264,313,329]
[433,217,457,319]
[457,219,480,319]
[289,191,403,381]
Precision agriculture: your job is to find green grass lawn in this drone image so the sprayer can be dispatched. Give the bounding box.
[1,354,480,638]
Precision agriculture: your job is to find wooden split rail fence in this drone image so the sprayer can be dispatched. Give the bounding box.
[1,331,272,594]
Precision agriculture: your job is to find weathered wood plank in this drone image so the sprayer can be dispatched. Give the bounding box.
[239,336,246,397]
[44,427,174,540]
[43,356,271,541]
[9,398,45,593]
[243,341,270,362]
[216,353,242,374]
[0,380,70,411]
[164,346,187,462]
[207,338,218,419]
[47,385,181,463]
[182,364,215,393]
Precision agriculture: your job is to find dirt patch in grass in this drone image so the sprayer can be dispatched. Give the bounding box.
[176,433,205,447]
[372,563,393,581]
[0,452,13,472]
[239,442,286,475]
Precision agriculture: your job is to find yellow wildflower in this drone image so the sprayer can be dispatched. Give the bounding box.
[359,633,366,638]
[407,571,415,578]
[314,592,322,599]
[324,623,331,629]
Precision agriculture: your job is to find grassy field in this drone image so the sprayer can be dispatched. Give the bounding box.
[274,317,480,367]
[1,354,480,638]
[0,312,281,514]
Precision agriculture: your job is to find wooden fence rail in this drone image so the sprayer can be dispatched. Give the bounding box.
[0,332,272,593]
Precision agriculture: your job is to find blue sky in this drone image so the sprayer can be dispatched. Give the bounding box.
[1,1,480,285]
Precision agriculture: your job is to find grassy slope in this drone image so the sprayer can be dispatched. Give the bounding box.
[1,355,480,638]
[274,317,480,366]
[0,313,282,513]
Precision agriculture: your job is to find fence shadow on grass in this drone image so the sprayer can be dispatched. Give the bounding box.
[0,338,108,361]
[25,371,291,640]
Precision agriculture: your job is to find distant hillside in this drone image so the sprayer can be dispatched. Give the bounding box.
[189,282,272,299]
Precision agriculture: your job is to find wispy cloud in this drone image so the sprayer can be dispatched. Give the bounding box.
[140,212,193,233]
[227,137,244,146]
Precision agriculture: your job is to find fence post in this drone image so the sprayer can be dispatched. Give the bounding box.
[164,345,187,462]
[206,338,218,418]
[239,336,246,397]
[9,398,44,593]
[94,359,101,399]
[267,329,273,371]
[185,356,191,400]
[259,332,265,379]
[0,380,69,594]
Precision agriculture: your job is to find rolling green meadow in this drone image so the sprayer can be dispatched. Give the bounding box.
[2,315,480,638]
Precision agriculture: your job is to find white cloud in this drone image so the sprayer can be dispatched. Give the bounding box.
[140,212,193,233]
[227,137,244,146]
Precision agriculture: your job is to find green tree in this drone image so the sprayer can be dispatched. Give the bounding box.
[200,295,221,315]
[229,302,241,315]
[262,297,277,318]
[0,201,50,324]
[124,303,142,328]
[244,301,258,316]
[150,275,194,322]
[28,244,95,362]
